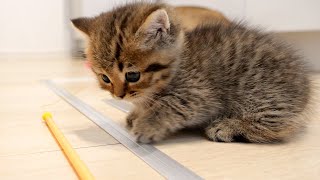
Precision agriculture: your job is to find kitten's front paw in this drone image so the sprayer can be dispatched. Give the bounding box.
[131,120,169,143]
[126,111,139,129]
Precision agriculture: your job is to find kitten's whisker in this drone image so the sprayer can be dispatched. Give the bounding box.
[143,94,168,110]
[139,95,162,116]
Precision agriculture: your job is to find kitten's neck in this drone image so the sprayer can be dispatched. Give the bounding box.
[166,31,186,81]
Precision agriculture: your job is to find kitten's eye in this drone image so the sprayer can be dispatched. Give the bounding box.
[101,74,110,83]
[125,72,140,82]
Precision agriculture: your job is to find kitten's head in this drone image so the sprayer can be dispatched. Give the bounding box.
[72,2,183,102]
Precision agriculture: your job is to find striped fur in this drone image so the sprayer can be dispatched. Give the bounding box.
[72,2,311,143]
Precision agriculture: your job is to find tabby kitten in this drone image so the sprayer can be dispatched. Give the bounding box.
[72,2,310,143]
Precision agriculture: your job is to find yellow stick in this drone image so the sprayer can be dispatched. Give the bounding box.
[42,112,95,180]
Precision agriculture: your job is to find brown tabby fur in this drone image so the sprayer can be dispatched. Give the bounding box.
[72,2,311,143]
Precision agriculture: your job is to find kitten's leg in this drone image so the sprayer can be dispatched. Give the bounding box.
[205,114,304,143]
[131,105,188,143]
[131,111,186,143]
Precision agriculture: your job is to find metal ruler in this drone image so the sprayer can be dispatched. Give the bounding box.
[104,99,132,113]
[44,80,203,180]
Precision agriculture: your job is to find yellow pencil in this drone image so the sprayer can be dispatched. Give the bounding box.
[42,112,95,180]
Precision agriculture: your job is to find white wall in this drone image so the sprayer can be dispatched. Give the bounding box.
[0,0,70,54]
[277,32,320,71]
[246,0,320,32]
[78,0,246,19]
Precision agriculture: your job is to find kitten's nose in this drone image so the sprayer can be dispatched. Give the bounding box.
[113,84,125,99]
[116,94,125,99]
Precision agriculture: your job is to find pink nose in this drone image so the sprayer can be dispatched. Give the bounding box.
[116,94,125,99]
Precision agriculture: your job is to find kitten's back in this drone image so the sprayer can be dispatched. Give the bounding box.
[182,22,311,142]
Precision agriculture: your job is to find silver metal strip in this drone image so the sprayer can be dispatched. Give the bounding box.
[44,80,203,180]
[104,99,132,113]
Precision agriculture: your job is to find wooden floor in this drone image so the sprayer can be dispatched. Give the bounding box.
[1,54,320,180]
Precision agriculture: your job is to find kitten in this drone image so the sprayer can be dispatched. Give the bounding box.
[72,2,310,143]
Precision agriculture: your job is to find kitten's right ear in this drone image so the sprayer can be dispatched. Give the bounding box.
[71,17,94,36]
[135,9,171,49]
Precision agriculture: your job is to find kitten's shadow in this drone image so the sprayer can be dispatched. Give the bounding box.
[71,126,205,146]
[72,126,119,146]
[71,125,291,147]
[155,128,206,146]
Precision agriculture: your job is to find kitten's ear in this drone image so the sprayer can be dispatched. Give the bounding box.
[71,17,94,36]
[136,9,170,49]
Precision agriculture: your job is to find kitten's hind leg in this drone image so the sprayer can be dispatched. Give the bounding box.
[205,114,304,143]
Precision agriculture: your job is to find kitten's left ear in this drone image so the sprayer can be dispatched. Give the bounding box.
[71,17,94,36]
[136,9,170,49]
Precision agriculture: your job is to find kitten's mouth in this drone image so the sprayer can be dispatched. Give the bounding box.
[127,92,140,100]
[110,91,140,101]
[115,92,140,102]
[110,91,146,103]
[128,93,150,104]
[129,91,138,96]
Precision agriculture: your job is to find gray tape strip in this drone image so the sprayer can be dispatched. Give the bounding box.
[44,80,203,180]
